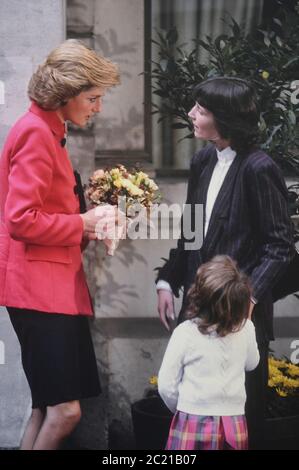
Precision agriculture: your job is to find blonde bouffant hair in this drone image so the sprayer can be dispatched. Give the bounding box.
[28,39,120,110]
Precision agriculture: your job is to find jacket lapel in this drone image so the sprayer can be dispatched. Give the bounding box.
[186,149,217,267]
[193,149,218,206]
[202,153,244,255]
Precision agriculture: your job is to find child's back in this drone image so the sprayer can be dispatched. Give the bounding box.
[158,318,259,416]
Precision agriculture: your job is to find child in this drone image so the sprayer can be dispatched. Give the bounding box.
[158,255,260,450]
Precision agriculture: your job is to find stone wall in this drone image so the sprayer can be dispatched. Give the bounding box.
[0,0,66,448]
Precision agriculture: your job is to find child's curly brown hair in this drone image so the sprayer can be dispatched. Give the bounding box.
[187,255,252,337]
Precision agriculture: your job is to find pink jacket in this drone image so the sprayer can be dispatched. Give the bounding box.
[0,102,93,315]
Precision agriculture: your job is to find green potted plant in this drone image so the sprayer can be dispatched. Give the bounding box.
[151,2,299,175]
[131,376,172,450]
[267,355,299,417]
[265,355,299,449]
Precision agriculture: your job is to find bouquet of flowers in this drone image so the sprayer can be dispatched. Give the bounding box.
[86,164,160,255]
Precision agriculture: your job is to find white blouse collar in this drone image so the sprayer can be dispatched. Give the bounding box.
[216,146,236,164]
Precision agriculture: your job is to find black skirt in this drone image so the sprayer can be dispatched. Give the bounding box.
[7,307,101,408]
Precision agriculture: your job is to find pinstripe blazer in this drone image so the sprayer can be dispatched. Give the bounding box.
[156,144,296,343]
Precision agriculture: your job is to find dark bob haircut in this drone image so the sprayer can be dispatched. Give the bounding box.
[192,77,260,153]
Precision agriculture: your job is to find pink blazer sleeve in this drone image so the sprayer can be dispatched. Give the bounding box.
[5,124,83,246]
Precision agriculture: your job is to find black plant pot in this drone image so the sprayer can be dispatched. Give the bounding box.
[131,396,173,450]
[264,415,299,450]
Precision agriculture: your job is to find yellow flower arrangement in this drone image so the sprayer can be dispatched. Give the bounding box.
[268,355,299,417]
[268,356,299,397]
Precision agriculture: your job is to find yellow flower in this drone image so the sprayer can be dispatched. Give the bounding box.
[149,375,158,386]
[261,70,270,80]
[282,376,299,389]
[131,171,148,187]
[113,178,122,189]
[287,363,299,377]
[276,388,288,397]
[110,168,122,179]
[268,375,283,388]
[269,357,287,368]
[268,378,276,388]
[121,179,143,196]
[268,363,280,377]
[268,355,299,397]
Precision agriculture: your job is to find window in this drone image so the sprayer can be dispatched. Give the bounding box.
[151,0,264,170]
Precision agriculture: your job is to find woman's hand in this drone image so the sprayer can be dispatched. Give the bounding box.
[157,289,175,331]
[80,205,118,241]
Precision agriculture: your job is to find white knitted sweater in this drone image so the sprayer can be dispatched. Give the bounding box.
[158,319,260,415]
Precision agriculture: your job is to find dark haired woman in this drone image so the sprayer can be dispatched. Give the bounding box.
[156,77,295,448]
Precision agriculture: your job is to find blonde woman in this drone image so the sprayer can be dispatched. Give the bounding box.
[0,39,119,450]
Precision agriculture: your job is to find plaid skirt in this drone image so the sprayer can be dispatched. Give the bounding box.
[165,412,248,450]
